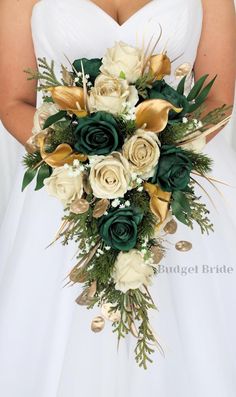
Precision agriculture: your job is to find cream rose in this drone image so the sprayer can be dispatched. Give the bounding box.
[26,102,60,150]
[112,250,154,293]
[100,41,143,84]
[89,152,131,199]
[88,74,138,115]
[43,167,83,206]
[123,129,160,179]
[32,102,59,134]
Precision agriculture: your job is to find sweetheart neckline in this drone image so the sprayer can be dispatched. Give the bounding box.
[85,0,156,27]
[32,0,157,28]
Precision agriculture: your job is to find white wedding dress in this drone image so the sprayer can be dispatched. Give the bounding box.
[0,0,236,396]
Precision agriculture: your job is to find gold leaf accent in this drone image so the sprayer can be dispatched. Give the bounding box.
[135,99,182,133]
[149,53,171,80]
[37,134,87,167]
[75,291,93,306]
[151,246,165,264]
[75,282,97,306]
[93,199,110,218]
[69,267,87,283]
[175,241,192,252]
[70,198,90,214]
[163,219,178,234]
[91,316,105,333]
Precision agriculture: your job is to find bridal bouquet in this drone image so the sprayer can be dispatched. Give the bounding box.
[22,40,230,368]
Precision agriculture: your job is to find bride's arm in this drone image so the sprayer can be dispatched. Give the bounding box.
[194,0,236,142]
[0,0,38,146]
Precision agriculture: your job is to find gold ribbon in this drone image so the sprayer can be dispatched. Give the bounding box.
[149,53,171,80]
[37,134,87,167]
[144,182,171,224]
[48,86,88,117]
[135,99,182,133]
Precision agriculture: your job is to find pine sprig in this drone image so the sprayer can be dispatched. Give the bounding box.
[131,289,158,369]
[22,151,42,168]
[24,57,62,90]
[46,120,76,151]
[185,150,213,175]
[187,197,214,234]
[159,104,231,146]
[88,249,119,287]
[172,188,214,234]
[115,116,136,138]
[135,73,153,99]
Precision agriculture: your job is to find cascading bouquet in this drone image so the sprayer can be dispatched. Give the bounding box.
[22,40,230,369]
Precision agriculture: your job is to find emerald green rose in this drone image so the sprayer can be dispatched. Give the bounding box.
[149,80,189,119]
[98,207,143,251]
[74,111,122,155]
[151,145,193,192]
[73,58,102,84]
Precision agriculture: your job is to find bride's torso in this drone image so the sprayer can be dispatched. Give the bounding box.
[31,0,203,104]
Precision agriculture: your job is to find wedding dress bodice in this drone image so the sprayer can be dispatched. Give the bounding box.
[31,0,203,105]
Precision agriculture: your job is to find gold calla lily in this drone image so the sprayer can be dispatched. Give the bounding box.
[135,99,182,133]
[149,53,171,80]
[48,86,87,117]
[144,182,171,224]
[37,134,87,167]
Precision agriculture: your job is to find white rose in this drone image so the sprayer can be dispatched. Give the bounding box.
[112,250,154,293]
[100,41,143,84]
[43,167,83,206]
[123,129,160,179]
[89,152,131,199]
[88,74,138,115]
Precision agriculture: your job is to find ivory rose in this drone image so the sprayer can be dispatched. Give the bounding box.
[123,129,160,179]
[100,41,143,84]
[44,167,83,206]
[112,250,154,293]
[88,74,138,115]
[32,102,59,134]
[89,152,131,199]
[26,102,59,150]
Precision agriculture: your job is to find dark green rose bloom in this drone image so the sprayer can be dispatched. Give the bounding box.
[74,111,123,155]
[98,207,143,251]
[149,80,190,119]
[72,58,102,84]
[151,145,193,192]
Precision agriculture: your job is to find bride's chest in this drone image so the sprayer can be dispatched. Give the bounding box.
[31,0,202,74]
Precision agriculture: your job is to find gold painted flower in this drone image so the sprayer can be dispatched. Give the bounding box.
[149,53,171,80]
[48,86,87,117]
